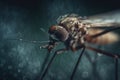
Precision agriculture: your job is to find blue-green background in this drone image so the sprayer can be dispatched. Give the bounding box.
[0,0,120,80]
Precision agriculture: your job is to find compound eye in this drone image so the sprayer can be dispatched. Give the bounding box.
[48,25,69,41]
[48,26,57,34]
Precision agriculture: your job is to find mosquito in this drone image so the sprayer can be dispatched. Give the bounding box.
[38,14,120,80]
[9,13,120,80]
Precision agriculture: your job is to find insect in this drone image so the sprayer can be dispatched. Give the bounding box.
[38,14,120,80]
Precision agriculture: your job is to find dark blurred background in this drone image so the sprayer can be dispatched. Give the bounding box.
[0,0,120,80]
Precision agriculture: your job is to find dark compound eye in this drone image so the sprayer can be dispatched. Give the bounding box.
[54,31,64,40]
[49,25,69,41]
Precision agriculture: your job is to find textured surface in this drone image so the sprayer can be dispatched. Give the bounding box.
[0,0,120,80]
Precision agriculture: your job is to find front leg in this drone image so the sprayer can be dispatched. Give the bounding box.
[56,48,68,54]
[40,41,59,52]
[71,47,85,80]
[40,48,68,80]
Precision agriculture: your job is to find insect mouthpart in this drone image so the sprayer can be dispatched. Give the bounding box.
[48,25,69,41]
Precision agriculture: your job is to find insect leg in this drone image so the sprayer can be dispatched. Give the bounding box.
[40,48,68,80]
[70,47,85,80]
[86,46,120,80]
[40,52,57,80]
[35,51,51,80]
[115,58,118,80]
[86,46,120,58]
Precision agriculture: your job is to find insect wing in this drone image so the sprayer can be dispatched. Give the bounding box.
[85,29,119,45]
[83,10,120,28]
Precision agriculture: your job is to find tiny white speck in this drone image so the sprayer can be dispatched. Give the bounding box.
[97,53,103,56]
[40,47,42,49]
[20,39,23,41]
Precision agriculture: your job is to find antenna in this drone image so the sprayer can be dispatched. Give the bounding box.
[40,28,49,36]
[7,38,50,44]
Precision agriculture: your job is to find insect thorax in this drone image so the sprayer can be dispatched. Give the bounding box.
[58,16,88,50]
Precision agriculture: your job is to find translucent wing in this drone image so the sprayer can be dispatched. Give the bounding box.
[83,11,120,44]
[85,29,119,45]
[83,10,120,28]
